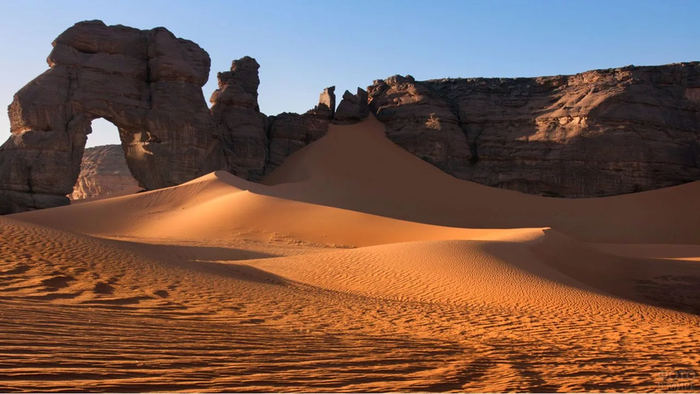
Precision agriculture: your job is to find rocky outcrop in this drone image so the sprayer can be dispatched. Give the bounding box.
[265,87,337,174]
[2,20,699,214]
[316,86,336,119]
[0,17,340,214]
[210,56,268,180]
[368,64,700,197]
[70,145,142,200]
[0,20,220,213]
[333,88,369,124]
[210,64,336,178]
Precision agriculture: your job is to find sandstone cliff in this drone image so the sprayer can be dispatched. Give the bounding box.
[210,60,336,180]
[368,65,700,197]
[70,145,142,201]
[1,20,698,214]
[0,20,220,213]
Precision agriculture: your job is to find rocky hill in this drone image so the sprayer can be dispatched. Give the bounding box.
[70,145,142,201]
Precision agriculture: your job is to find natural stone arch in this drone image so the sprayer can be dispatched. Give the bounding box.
[0,20,222,213]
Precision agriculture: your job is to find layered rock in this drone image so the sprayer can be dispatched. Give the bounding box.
[0,20,220,213]
[2,20,699,214]
[210,56,268,180]
[70,145,142,200]
[368,64,700,197]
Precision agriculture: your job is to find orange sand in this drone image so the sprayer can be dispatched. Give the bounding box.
[1,117,698,392]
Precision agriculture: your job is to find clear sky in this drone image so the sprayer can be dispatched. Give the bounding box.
[0,0,698,147]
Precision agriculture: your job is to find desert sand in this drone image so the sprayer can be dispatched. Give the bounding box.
[1,117,699,392]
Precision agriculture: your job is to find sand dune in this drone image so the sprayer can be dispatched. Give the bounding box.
[11,170,547,248]
[13,117,700,246]
[245,233,700,316]
[264,116,700,244]
[3,117,700,392]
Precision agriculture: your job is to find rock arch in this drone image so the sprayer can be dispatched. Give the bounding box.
[0,20,221,213]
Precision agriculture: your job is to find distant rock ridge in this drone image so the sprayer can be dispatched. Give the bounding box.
[70,145,142,200]
[368,66,700,197]
[0,20,698,212]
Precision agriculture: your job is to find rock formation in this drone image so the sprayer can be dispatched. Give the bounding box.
[368,64,700,197]
[0,20,220,213]
[210,56,268,180]
[1,20,698,214]
[333,88,369,125]
[0,20,340,213]
[70,145,142,200]
[210,63,337,179]
[265,87,337,174]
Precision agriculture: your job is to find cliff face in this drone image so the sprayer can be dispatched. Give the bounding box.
[69,145,142,201]
[210,58,338,180]
[1,20,699,213]
[368,64,700,197]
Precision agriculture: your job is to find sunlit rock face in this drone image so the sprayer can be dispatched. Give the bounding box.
[70,145,142,201]
[368,64,700,197]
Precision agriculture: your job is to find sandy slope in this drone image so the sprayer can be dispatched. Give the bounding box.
[264,116,700,244]
[2,117,700,392]
[12,171,542,248]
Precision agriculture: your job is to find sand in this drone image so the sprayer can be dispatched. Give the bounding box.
[1,117,699,392]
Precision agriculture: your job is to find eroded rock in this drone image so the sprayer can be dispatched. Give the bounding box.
[0,20,219,213]
[2,20,699,214]
[368,64,700,197]
[210,56,268,181]
[70,145,142,200]
[333,88,369,124]
[266,87,336,173]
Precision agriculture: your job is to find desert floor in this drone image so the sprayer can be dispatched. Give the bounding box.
[1,117,699,392]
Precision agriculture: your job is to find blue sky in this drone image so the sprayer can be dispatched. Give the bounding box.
[0,0,698,147]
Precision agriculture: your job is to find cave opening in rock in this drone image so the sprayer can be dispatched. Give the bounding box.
[69,118,143,202]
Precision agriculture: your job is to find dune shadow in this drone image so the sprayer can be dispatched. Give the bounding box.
[526,229,700,315]
[104,239,277,262]
[100,238,288,286]
[189,260,289,286]
[633,275,700,315]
